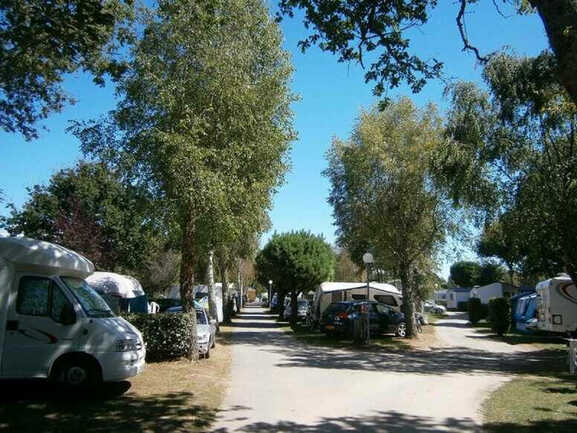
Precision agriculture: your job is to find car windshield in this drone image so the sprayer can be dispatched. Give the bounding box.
[196,309,207,324]
[61,277,114,318]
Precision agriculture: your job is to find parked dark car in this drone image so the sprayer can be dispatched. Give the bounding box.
[320,301,406,337]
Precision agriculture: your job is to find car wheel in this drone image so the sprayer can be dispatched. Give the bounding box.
[204,347,210,359]
[54,358,100,388]
[395,322,407,338]
[211,336,216,348]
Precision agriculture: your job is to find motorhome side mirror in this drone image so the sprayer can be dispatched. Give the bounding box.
[60,304,77,325]
[210,318,217,325]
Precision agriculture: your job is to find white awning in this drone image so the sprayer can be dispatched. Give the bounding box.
[319,281,401,294]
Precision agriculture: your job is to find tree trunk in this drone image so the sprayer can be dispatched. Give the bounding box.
[399,266,416,338]
[237,258,243,311]
[290,290,298,328]
[218,254,231,324]
[180,210,198,360]
[206,250,220,332]
[533,0,577,106]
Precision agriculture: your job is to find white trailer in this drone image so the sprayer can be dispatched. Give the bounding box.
[0,237,145,385]
[536,274,577,334]
[312,281,402,322]
[470,282,518,305]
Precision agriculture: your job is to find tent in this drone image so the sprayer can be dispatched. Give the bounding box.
[86,272,147,313]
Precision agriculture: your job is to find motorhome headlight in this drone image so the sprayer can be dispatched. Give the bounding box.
[115,338,139,352]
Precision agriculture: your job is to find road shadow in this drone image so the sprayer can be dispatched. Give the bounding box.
[213,408,576,433]
[223,309,566,377]
[0,379,217,433]
[212,408,577,433]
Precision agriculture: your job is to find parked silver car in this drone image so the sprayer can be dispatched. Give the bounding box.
[166,305,217,358]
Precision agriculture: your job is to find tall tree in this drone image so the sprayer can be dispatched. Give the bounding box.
[73,0,295,356]
[0,0,135,140]
[256,231,335,325]
[277,0,577,107]
[2,161,161,272]
[449,261,481,288]
[435,53,577,284]
[324,98,453,337]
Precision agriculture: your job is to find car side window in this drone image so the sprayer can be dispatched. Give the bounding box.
[376,304,389,315]
[17,276,51,316]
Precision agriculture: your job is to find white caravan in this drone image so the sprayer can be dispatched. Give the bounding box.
[470,282,518,305]
[536,274,577,334]
[0,237,145,386]
[312,281,402,322]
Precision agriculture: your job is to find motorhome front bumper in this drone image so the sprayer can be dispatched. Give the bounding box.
[99,348,146,382]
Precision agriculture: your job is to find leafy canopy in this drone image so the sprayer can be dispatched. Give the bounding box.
[2,161,162,272]
[256,231,335,294]
[324,98,453,336]
[436,52,577,283]
[0,0,135,140]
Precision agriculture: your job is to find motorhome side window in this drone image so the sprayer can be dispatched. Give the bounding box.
[17,276,72,323]
[17,277,50,316]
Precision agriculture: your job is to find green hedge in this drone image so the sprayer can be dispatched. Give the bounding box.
[488,297,510,336]
[457,301,469,311]
[123,313,194,362]
[468,298,483,325]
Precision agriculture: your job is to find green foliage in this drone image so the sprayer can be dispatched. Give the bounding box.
[2,161,163,273]
[436,53,577,283]
[72,0,296,315]
[256,231,335,295]
[277,0,577,108]
[277,0,442,96]
[450,261,481,288]
[123,313,195,362]
[324,98,453,337]
[334,249,361,282]
[468,297,484,324]
[478,262,506,286]
[488,297,511,336]
[0,0,135,140]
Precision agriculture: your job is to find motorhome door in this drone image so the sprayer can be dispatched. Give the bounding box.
[1,275,79,378]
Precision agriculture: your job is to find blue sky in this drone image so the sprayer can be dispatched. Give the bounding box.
[0,2,549,277]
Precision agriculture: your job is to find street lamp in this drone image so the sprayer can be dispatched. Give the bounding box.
[362,252,374,344]
[268,280,273,309]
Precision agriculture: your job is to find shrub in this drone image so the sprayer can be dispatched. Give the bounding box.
[468,297,484,325]
[457,301,469,311]
[488,297,510,336]
[123,312,194,362]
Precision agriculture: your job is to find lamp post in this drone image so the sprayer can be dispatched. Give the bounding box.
[268,279,272,309]
[362,252,374,344]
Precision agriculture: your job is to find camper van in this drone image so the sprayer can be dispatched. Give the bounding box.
[0,237,146,386]
[536,274,577,334]
[312,282,402,323]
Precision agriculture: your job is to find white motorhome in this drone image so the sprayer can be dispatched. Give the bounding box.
[0,237,145,386]
[312,281,402,322]
[470,282,518,305]
[536,274,577,334]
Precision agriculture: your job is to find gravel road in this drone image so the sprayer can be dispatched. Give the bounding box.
[211,308,543,432]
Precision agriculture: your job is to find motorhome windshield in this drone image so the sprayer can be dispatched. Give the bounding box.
[61,277,114,318]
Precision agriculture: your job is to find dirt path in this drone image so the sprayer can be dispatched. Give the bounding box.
[211,308,546,432]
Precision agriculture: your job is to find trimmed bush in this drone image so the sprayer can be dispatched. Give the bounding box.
[488,297,510,336]
[457,301,469,312]
[468,297,484,325]
[123,312,194,362]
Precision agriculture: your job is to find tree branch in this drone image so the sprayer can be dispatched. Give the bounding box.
[456,0,490,63]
